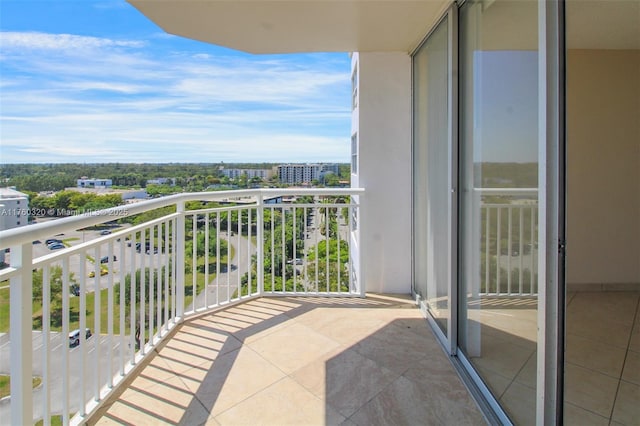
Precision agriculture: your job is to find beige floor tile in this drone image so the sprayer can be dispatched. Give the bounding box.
[91,297,486,426]
[97,399,176,425]
[295,310,389,346]
[125,370,192,396]
[253,297,304,312]
[564,362,618,418]
[568,292,639,327]
[137,355,184,383]
[154,344,216,374]
[291,347,399,418]
[203,416,221,426]
[349,375,484,426]
[241,299,300,315]
[185,346,286,416]
[210,312,293,344]
[109,380,210,425]
[163,329,242,360]
[389,316,438,339]
[566,311,633,349]
[120,375,194,407]
[563,402,609,426]
[402,350,471,396]
[612,380,640,425]
[514,352,537,389]
[201,315,260,334]
[629,324,640,354]
[566,333,626,378]
[213,377,346,426]
[622,349,640,385]
[473,365,512,399]
[222,304,283,321]
[475,309,538,348]
[500,382,536,426]
[469,333,534,382]
[247,321,341,374]
[351,322,439,375]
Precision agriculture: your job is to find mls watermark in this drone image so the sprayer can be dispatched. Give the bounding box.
[1,208,129,217]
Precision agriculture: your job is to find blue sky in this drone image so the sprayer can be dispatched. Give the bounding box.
[0,0,352,164]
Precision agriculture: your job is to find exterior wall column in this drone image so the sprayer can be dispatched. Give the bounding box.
[351,52,412,294]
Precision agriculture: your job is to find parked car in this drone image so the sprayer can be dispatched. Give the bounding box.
[89,268,108,278]
[69,328,91,347]
[45,238,62,245]
[48,243,65,250]
[70,284,80,296]
[99,230,111,235]
[100,255,117,263]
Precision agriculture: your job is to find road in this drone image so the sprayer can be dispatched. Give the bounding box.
[187,233,256,311]
[0,331,126,423]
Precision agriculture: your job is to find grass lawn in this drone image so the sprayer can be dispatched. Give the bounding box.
[0,247,232,333]
[0,375,42,399]
[35,415,64,426]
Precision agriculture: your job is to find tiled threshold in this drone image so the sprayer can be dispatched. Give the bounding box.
[90,295,486,425]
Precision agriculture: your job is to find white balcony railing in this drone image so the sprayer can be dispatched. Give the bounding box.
[474,188,539,297]
[0,188,363,425]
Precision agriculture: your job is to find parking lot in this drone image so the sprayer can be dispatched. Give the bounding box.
[30,221,167,294]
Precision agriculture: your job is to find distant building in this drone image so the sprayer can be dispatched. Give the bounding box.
[0,187,29,264]
[147,177,176,186]
[277,163,340,184]
[221,168,274,180]
[77,178,112,188]
[70,187,148,201]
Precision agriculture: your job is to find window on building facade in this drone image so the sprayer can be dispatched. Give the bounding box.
[351,67,358,110]
[351,133,358,174]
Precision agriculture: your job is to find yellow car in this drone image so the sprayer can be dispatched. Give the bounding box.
[89,269,108,278]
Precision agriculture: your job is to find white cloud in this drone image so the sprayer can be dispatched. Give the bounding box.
[0,30,351,163]
[0,31,145,51]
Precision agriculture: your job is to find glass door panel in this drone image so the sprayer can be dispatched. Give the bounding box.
[413,16,450,336]
[458,0,539,423]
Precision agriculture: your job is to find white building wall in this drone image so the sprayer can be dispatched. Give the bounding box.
[0,189,29,264]
[351,52,412,294]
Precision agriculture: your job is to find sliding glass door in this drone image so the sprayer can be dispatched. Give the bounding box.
[458,0,540,423]
[412,1,566,422]
[413,15,450,337]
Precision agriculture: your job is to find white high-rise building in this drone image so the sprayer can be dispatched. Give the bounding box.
[0,187,29,264]
[277,163,339,184]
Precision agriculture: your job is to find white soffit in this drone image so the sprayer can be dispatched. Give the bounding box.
[128,0,450,54]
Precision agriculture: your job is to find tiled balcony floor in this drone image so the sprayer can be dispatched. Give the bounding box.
[91,295,485,425]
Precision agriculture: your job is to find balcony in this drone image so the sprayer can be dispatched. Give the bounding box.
[0,186,556,424]
[90,295,484,425]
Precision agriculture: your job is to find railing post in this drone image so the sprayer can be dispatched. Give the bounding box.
[10,242,33,425]
[176,201,186,320]
[356,201,365,298]
[256,193,264,295]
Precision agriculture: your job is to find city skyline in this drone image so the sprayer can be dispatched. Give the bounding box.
[0,0,352,164]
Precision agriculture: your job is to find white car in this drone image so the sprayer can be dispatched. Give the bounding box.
[69,328,92,347]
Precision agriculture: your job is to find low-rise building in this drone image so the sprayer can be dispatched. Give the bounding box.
[77,178,112,188]
[0,187,29,263]
[147,177,176,186]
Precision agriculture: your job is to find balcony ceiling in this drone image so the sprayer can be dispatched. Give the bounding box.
[127,0,450,54]
[129,1,639,53]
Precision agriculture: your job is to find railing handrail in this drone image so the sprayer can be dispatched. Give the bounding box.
[0,188,364,248]
[3,186,364,425]
[472,187,538,196]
